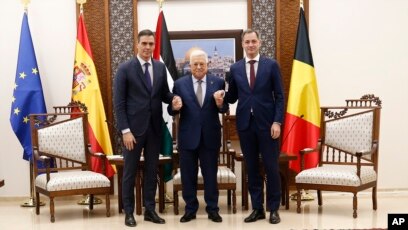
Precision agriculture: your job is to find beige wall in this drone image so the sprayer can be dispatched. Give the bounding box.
[1,0,407,197]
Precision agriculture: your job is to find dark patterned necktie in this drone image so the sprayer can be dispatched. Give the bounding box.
[249,60,256,90]
[144,63,152,92]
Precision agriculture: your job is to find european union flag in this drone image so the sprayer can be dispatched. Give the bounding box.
[10,12,47,161]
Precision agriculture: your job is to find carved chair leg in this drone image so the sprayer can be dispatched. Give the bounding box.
[353,193,357,218]
[317,190,322,206]
[174,190,179,215]
[50,197,55,223]
[296,188,301,213]
[35,192,40,215]
[89,194,94,210]
[227,190,231,206]
[372,187,377,210]
[106,194,110,217]
[232,189,237,214]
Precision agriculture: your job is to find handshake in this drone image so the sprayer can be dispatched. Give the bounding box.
[213,90,225,108]
[171,90,225,111]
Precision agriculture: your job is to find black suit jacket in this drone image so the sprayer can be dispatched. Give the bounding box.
[114,57,174,136]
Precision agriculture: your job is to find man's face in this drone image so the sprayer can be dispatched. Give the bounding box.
[137,35,155,61]
[242,32,261,59]
[190,55,208,80]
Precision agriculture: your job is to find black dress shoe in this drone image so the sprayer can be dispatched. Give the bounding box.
[244,209,266,223]
[180,212,196,223]
[269,210,281,224]
[208,211,222,223]
[125,213,137,227]
[144,210,165,224]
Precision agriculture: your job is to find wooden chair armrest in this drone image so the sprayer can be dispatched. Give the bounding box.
[298,140,322,171]
[90,152,107,159]
[87,144,107,174]
[356,140,378,157]
[34,149,52,182]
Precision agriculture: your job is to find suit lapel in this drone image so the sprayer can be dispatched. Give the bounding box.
[239,60,251,91]
[202,76,214,108]
[135,57,152,94]
[186,76,200,107]
[151,60,160,95]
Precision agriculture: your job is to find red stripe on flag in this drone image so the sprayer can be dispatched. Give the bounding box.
[281,113,320,172]
[88,125,115,178]
[76,14,93,59]
[153,11,163,60]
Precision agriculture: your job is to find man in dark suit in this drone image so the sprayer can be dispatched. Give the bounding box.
[113,29,182,227]
[224,29,285,224]
[168,49,228,223]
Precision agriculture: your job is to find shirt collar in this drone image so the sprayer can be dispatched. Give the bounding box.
[137,55,152,66]
[192,75,207,83]
[245,54,260,63]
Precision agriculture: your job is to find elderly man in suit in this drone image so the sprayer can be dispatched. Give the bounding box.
[222,29,285,224]
[168,49,228,223]
[113,29,182,227]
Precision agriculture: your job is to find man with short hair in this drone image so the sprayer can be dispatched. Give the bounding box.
[114,29,182,227]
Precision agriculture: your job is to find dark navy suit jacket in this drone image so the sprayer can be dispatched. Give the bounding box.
[168,74,229,151]
[114,57,174,136]
[226,56,284,131]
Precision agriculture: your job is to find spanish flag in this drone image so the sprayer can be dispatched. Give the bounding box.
[281,7,320,172]
[72,13,115,177]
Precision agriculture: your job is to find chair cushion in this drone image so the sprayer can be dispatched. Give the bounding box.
[36,171,110,191]
[173,166,236,185]
[295,165,377,186]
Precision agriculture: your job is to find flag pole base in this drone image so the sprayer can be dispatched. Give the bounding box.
[77,195,103,205]
[290,190,315,201]
[21,197,46,207]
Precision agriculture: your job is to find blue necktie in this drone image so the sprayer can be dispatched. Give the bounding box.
[144,63,152,92]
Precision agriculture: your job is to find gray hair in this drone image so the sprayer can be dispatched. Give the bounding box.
[189,49,208,63]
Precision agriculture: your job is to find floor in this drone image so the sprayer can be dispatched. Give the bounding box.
[0,190,406,230]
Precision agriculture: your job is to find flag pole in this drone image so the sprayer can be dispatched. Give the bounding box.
[289,0,314,202]
[18,0,45,208]
[74,0,103,206]
[155,0,174,205]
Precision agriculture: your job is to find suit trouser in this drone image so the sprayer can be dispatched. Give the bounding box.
[238,116,281,211]
[122,124,161,214]
[179,140,219,214]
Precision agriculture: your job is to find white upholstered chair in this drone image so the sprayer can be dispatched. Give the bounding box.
[295,94,382,218]
[30,112,111,222]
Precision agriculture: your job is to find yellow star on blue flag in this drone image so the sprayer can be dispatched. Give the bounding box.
[10,12,47,161]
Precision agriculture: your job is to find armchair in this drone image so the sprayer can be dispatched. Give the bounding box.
[30,112,111,222]
[295,94,382,218]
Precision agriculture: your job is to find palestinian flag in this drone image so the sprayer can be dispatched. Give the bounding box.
[281,7,320,173]
[72,13,115,177]
[154,10,179,182]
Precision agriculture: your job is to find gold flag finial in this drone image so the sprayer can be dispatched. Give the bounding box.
[77,0,87,14]
[21,0,30,10]
[157,0,165,9]
[300,0,304,9]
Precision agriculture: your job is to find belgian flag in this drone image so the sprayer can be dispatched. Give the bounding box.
[281,7,320,172]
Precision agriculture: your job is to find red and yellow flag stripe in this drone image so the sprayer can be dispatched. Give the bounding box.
[72,14,115,177]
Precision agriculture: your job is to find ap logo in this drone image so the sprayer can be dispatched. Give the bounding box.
[388,214,408,230]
